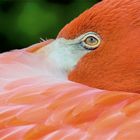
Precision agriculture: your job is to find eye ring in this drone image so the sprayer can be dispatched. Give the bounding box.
[81,33,101,50]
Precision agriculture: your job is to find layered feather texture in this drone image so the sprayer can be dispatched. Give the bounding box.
[0,50,140,140]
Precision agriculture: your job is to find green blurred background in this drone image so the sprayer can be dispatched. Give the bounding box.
[0,0,101,53]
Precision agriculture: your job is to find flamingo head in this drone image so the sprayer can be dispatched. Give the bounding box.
[36,0,140,93]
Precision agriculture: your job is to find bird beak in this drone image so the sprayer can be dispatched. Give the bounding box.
[28,38,90,74]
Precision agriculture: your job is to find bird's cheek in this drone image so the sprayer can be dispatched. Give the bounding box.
[25,39,54,53]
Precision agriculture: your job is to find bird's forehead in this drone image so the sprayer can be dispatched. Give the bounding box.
[57,0,139,40]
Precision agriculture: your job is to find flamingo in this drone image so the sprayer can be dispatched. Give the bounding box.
[0,0,140,139]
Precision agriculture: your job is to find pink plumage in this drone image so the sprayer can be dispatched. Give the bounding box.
[0,50,139,140]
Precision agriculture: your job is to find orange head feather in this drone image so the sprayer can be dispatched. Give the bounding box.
[58,0,140,93]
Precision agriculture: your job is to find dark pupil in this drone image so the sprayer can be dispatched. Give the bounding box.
[88,37,96,43]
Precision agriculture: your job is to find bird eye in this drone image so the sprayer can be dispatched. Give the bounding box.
[82,33,101,50]
[84,36,98,45]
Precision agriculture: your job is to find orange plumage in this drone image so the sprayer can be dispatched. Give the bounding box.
[59,0,140,93]
[0,0,140,140]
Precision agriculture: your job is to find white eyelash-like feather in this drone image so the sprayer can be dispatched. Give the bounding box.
[40,37,48,42]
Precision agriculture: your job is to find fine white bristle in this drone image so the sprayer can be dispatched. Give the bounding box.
[40,37,47,42]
